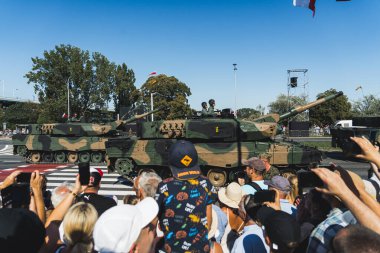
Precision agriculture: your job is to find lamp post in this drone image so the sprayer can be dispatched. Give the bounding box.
[67,78,70,119]
[13,88,19,98]
[150,92,156,121]
[1,80,4,97]
[233,63,237,117]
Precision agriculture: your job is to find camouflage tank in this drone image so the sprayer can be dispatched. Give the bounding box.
[12,109,159,164]
[106,92,343,186]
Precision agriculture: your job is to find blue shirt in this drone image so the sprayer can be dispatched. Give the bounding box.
[212,204,228,243]
[241,180,268,195]
[280,199,297,217]
[231,224,269,253]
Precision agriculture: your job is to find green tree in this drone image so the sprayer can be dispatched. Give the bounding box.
[25,44,119,123]
[140,74,192,120]
[309,89,352,126]
[268,94,307,121]
[351,95,380,116]
[3,102,40,127]
[112,63,138,115]
[237,108,261,119]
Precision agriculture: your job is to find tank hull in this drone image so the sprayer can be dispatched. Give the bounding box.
[106,137,322,186]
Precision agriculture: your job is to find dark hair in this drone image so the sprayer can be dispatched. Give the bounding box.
[243,194,262,221]
[201,102,207,107]
[209,99,215,105]
[297,189,331,225]
[332,225,380,253]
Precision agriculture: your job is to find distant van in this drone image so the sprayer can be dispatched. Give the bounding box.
[334,120,353,128]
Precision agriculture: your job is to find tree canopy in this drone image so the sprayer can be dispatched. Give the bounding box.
[236,108,261,119]
[309,88,352,126]
[351,95,380,116]
[140,74,192,120]
[3,102,40,127]
[25,44,137,123]
[268,94,308,121]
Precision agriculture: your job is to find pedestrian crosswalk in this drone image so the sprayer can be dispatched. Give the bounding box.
[46,165,134,204]
[0,145,13,155]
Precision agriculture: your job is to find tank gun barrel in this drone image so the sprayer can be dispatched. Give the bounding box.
[123,108,162,123]
[279,91,343,122]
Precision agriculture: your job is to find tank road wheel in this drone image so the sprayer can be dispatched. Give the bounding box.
[67,152,78,163]
[207,169,227,187]
[79,152,91,163]
[30,152,41,163]
[91,152,103,163]
[42,152,54,162]
[115,158,135,177]
[55,151,66,163]
[16,146,27,156]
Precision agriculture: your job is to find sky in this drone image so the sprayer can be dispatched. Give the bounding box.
[0,0,379,113]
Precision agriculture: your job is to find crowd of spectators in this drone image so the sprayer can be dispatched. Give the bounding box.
[1,136,380,252]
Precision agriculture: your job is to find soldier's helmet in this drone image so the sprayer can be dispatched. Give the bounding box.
[209,99,215,106]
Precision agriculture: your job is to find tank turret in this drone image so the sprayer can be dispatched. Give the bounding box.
[105,91,343,186]
[12,109,160,163]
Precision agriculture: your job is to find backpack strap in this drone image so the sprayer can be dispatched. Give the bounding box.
[246,181,263,192]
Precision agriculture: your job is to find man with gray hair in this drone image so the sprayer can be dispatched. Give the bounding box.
[51,181,74,208]
[135,171,162,200]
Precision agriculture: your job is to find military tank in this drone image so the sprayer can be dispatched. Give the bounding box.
[12,109,159,164]
[106,92,343,186]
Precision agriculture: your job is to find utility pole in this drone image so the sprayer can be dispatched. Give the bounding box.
[67,78,70,119]
[233,63,237,117]
[150,92,155,121]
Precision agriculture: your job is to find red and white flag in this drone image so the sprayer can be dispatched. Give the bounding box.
[62,113,68,118]
[293,0,316,17]
[148,71,157,76]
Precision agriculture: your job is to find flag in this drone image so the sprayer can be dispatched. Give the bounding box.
[148,71,157,76]
[293,0,316,17]
[62,113,68,118]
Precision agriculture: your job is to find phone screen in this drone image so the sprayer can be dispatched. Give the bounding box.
[17,173,32,184]
[253,190,276,203]
[78,162,90,185]
[297,171,324,189]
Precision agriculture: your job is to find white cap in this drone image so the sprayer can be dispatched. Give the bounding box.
[93,197,159,253]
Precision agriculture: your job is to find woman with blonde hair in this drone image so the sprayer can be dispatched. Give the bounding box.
[59,202,98,253]
[286,174,299,205]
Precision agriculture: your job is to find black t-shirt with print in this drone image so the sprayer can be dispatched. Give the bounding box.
[155,176,217,253]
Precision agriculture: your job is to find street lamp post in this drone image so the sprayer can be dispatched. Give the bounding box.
[13,88,19,98]
[67,78,70,119]
[1,80,4,97]
[233,63,237,117]
[150,92,156,121]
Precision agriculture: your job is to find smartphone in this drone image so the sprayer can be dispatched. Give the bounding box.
[78,162,90,185]
[1,184,31,208]
[17,172,32,184]
[253,190,276,203]
[297,171,324,189]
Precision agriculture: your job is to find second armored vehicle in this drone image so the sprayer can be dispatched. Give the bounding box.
[12,110,158,164]
[106,92,343,186]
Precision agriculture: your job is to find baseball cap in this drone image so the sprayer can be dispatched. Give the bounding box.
[89,167,103,186]
[265,175,291,193]
[169,140,201,180]
[93,197,159,253]
[263,210,301,251]
[241,157,266,172]
[0,208,45,253]
[218,182,243,209]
